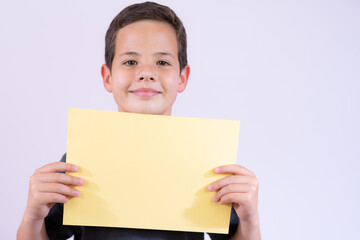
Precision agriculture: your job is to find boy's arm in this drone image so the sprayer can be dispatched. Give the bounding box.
[17,218,48,240]
[17,162,83,240]
[228,218,261,240]
[208,165,261,240]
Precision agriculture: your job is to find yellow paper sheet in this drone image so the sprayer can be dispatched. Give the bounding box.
[64,108,240,234]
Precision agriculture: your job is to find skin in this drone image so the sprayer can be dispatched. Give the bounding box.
[210,166,261,240]
[17,20,260,240]
[17,163,84,240]
[101,20,190,115]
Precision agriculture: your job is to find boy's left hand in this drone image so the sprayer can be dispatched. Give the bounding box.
[208,164,259,224]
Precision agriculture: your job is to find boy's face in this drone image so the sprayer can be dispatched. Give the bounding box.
[101,20,190,115]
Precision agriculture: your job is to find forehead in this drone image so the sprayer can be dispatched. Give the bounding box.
[115,20,178,55]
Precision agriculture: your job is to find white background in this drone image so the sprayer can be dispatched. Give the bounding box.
[1,0,359,239]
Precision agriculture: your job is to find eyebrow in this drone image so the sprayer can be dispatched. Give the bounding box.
[154,52,175,60]
[120,52,140,57]
[119,51,175,60]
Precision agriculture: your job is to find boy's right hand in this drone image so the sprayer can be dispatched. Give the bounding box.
[23,162,84,222]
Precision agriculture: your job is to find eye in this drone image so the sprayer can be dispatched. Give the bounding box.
[157,60,170,66]
[123,60,138,66]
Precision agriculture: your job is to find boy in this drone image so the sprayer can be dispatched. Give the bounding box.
[17,2,261,240]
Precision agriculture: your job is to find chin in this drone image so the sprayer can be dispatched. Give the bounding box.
[118,105,171,116]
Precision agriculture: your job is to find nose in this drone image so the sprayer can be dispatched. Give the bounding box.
[139,74,154,81]
[137,65,157,81]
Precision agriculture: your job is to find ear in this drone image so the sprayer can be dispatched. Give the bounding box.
[178,65,190,93]
[101,64,113,93]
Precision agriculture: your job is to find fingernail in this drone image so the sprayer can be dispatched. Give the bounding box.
[213,196,217,201]
[215,167,220,173]
[75,190,80,197]
[77,178,84,185]
[71,165,78,171]
[208,185,213,191]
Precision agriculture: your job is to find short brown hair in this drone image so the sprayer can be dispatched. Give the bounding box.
[105,1,188,73]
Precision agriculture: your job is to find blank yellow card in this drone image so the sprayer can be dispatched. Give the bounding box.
[63,108,240,234]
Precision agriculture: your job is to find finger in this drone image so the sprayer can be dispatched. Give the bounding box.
[208,175,253,191]
[35,162,78,174]
[218,192,250,205]
[213,184,250,202]
[215,164,255,176]
[37,172,84,186]
[32,192,70,205]
[36,183,80,198]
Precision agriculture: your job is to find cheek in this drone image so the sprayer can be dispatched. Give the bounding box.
[162,73,180,92]
[112,73,132,91]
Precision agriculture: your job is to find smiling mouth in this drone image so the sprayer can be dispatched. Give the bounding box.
[129,88,162,97]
